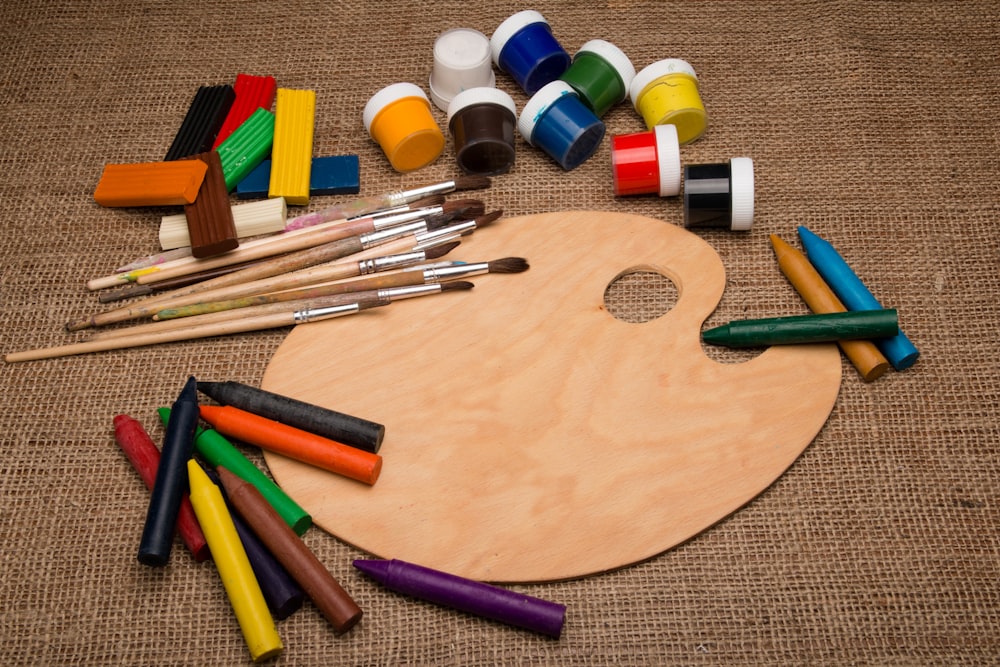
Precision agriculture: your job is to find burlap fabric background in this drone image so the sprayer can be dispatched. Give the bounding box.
[1,1,997,664]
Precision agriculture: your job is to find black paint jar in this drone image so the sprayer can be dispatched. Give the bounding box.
[447,87,518,176]
[683,157,755,230]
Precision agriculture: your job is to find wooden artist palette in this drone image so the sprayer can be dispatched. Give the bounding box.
[261,211,842,582]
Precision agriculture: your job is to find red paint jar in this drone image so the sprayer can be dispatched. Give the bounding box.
[609,124,680,197]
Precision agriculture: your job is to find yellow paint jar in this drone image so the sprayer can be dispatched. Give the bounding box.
[363,83,445,172]
[628,59,706,145]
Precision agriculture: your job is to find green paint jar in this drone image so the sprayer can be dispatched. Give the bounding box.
[559,39,635,118]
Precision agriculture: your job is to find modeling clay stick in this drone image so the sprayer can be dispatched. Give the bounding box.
[187,461,284,662]
[137,376,200,566]
[199,405,382,485]
[354,558,567,637]
[797,225,920,370]
[93,161,207,207]
[197,380,385,453]
[164,84,236,160]
[701,309,899,347]
[769,234,890,381]
[184,151,239,258]
[236,156,361,199]
[112,414,209,562]
[157,407,311,535]
[159,197,287,250]
[202,464,305,620]
[217,466,363,634]
[269,88,316,205]
[213,74,277,148]
[216,107,275,191]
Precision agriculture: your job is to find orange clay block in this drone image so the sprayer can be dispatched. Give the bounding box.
[94,161,208,207]
[268,88,316,206]
[199,405,382,485]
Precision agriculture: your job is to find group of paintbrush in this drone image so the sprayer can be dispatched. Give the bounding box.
[4,176,533,363]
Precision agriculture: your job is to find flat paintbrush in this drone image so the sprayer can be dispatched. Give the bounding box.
[153,241,462,320]
[67,220,431,331]
[282,175,490,232]
[89,282,474,342]
[6,297,389,363]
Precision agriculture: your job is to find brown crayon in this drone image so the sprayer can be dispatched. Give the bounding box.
[216,466,363,634]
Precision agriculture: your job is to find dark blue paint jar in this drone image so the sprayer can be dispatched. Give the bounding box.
[518,80,605,171]
[490,10,571,95]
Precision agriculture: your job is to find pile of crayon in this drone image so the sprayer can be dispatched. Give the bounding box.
[116,377,566,661]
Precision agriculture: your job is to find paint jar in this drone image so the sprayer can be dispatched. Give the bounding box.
[610,124,681,197]
[559,39,636,118]
[363,83,445,173]
[428,28,496,112]
[629,59,707,145]
[518,80,605,171]
[447,88,518,176]
[490,10,571,95]
[683,157,755,230]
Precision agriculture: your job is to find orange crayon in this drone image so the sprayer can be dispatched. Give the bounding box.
[199,405,382,485]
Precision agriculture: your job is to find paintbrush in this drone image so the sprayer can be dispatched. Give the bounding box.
[66,219,435,331]
[6,296,390,364]
[89,282,474,342]
[153,241,463,320]
[282,175,490,232]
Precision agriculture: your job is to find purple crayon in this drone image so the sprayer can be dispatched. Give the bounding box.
[353,558,566,637]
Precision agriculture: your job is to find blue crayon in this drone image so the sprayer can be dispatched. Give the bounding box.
[797,226,919,370]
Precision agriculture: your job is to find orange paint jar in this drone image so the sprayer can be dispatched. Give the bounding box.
[363,83,445,172]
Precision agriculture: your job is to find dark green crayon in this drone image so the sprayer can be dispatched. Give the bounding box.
[158,407,312,536]
[702,309,898,348]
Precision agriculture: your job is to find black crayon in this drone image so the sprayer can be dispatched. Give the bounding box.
[138,376,199,566]
[197,380,385,453]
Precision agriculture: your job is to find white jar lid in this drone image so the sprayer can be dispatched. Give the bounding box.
[517,79,576,144]
[653,124,681,197]
[729,157,755,230]
[447,87,517,126]
[576,39,636,89]
[363,83,429,134]
[629,58,698,108]
[429,28,496,111]
[490,10,549,66]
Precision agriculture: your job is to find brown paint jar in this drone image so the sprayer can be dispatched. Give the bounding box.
[446,87,517,176]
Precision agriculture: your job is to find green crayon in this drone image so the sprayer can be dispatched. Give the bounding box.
[701,309,898,348]
[157,407,311,535]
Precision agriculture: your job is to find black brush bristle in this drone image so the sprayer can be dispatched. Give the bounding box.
[487,257,529,273]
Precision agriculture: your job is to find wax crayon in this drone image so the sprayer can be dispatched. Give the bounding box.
[183,151,239,258]
[701,309,899,347]
[769,235,890,381]
[197,380,385,453]
[112,414,208,562]
[157,407,311,535]
[217,466,363,634]
[187,461,284,662]
[138,376,200,566]
[165,84,236,160]
[354,558,566,638]
[797,225,920,370]
[199,405,382,485]
[203,464,304,620]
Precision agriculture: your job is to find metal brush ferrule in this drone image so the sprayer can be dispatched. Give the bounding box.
[359,220,427,248]
[293,303,360,324]
[385,181,456,207]
[371,207,441,231]
[416,220,477,244]
[422,262,490,282]
[411,232,463,252]
[358,251,427,275]
[376,284,444,300]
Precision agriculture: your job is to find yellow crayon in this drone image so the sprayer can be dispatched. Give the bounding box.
[186,460,283,662]
[269,88,315,205]
[769,234,890,382]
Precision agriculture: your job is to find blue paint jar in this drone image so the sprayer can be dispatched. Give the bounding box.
[518,80,605,171]
[490,10,571,95]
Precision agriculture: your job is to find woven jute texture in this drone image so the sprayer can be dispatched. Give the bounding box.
[1,1,998,664]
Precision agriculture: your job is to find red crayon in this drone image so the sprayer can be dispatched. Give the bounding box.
[112,414,209,562]
[199,405,382,485]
